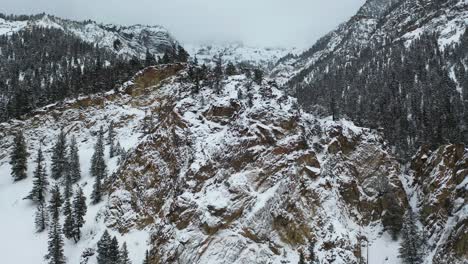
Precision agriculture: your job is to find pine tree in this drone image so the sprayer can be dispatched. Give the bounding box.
[176,45,189,62]
[161,52,170,64]
[51,129,67,180]
[225,62,237,76]
[144,48,156,67]
[213,55,223,94]
[63,198,74,240]
[108,236,121,263]
[114,141,123,157]
[63,168,73,199]
[91,172,103,204]
[142,250,150,264]
[119,242,132,264]
[308,242,316,264]
[27,147,48,203]
[68,136,81,183]
[253,69,263,85]
[91,127,107,204]
[399,210,424,264]
[10,131,28,181]
[71,187,87,242]
[48,184,63,221]
[97,230,112,264]
[35,201,48,233]
[45,217,66,264]
[108,121,116,158]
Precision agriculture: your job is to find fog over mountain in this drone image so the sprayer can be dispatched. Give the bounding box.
[0,0,365,47]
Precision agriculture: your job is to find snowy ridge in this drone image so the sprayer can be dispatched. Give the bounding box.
[185,42,297,71]
[0,14,179,59]
[273,0,468,84]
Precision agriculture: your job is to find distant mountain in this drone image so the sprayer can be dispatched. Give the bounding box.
[272,0,468,157]
[272,0,468,84]
[0,13,188,122]
[0,3,467,264]
[0,13,179,59]
[185,42,297,70]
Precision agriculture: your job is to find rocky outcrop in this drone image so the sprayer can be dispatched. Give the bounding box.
[0,62,463,263]
[104,68,410,263]
[410,144,468,263]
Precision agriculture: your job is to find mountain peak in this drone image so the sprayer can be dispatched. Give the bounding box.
[0,14,179,59]
[356,0,402,18]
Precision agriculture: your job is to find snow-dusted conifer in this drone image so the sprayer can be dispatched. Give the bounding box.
[108,121,116,158]
[63,199,74,240]
[308,242,316,264]
[48,184,63,221]
[91,127,107,204]
[51,129,67,180]
[10,131,28,181]
[68,136,81,183]
[27,147,48,203]
[253,68,263,85]
[97,230,112,264]
[108,236,121,263]
[35,201,48,233]
[225,62,237,76]
[399,210,424,264]
[142,250,150,264]
[72,187,87,242]
[63,169,73,199]
[45,216,66,264]
[119,242,132,264]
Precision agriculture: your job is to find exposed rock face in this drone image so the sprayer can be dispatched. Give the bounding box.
[0,63,465,263]
[410,144,468,263]
[105,67,409,263]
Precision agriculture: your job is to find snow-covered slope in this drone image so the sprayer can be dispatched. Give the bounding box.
[0,61,466,263]
[0,14,179,59]
[0,63,407,264]
[272,0,468,84]
[185,43,297,71]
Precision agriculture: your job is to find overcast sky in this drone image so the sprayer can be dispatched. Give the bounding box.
[1,0,365,48]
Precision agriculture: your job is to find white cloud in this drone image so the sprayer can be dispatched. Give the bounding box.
[0,0,365,48]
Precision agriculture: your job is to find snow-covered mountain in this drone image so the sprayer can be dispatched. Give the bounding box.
[185,42,297,70]
[0,0,467,263]
[0,62,466,263]
[0,14,179,59]
[272,0,468,84]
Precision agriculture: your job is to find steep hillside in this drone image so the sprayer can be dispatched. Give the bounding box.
[0,64,185,264]
[272,0,468,84]
[0,14,190,123]
[272,0,468,159]
[407,144,468,263]
[2,63,463,263]
[0,14,179,59]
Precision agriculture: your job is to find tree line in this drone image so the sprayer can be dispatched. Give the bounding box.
[0,26,189,122]
[8,121,142,263]
[294,29,468,159]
